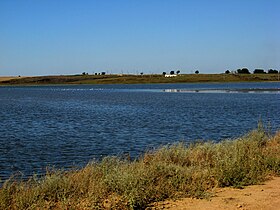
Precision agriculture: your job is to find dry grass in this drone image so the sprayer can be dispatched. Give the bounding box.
[0,77,20,82]
[1,73,279,85]
[0,128,279,209]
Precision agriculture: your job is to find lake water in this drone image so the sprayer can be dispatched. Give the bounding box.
[0,82,279,181]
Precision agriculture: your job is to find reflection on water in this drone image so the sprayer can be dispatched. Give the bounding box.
[0,82,279,181]
[163,88,280,93]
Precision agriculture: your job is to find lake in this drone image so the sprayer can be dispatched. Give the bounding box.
[0,82,279,181]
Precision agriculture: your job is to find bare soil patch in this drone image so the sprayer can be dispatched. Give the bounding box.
[150,176,280,210]
[0,77,17,82]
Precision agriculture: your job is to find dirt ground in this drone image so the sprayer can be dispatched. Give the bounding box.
[0,76,28,83]
[0,76,27,81]
[150,176,280,210]
[0,77,16,82]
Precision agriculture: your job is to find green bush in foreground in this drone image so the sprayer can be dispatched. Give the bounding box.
[0,129,280,209]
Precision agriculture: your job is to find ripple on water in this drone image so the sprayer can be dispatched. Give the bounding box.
[0,82,279,181]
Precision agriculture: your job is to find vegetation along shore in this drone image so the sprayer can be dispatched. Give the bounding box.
[1,71,280,86]
[0,126,279,209]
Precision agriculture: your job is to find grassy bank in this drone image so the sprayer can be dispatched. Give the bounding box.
[1,73,280,85]
[0,128,280,209]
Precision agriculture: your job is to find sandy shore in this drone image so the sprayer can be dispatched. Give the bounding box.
[150,176,280,210]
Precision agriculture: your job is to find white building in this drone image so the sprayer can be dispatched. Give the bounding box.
[165,74,177,77]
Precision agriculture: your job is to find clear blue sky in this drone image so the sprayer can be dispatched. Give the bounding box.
[0,0,279,76]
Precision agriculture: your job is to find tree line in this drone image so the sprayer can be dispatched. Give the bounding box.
[80,68,278,76]
[225,68,279,74]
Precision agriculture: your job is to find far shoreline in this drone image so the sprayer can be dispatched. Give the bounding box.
[1,73,280,86]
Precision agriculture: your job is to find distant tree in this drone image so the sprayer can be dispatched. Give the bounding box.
[101,72,106,75]
[225,70,230,74]
[242,68,250,74]
[195,70,199,74]
[82,72,86,75]
[176,70,180,75]
[95,73,98,75]
[268,69,278,74]
[237,68,250,74]
[170,71,175,75]
[254,69,265,74]
[140,72,144,76]
[162,72,166,75]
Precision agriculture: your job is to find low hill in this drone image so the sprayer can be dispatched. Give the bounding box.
[0,73,279,85]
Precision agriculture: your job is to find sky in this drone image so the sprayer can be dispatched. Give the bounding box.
[0,0,280,76]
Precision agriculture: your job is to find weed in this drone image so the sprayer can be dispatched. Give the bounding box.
[0,129,279,209]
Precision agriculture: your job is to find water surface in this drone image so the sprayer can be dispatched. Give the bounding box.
[0,82,279,180]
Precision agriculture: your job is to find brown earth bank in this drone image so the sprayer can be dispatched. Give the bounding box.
[150,176,280,210]
[0,74,280,85]
[0,76,28,82]
[0,77,18,82]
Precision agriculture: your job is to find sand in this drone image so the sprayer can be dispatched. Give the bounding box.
[150,176,280,210]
